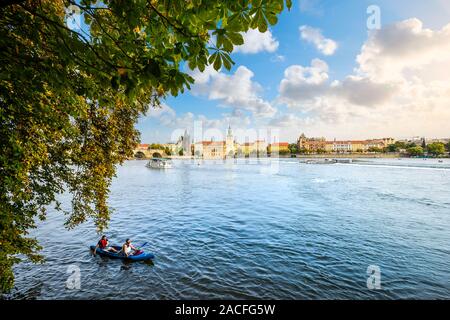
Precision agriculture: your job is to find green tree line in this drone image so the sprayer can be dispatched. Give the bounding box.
[285,141,449,157]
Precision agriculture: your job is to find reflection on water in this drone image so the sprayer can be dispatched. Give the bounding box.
[8,159,450,299]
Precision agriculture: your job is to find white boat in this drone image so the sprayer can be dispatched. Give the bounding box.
[302,159,337,165]
[300,158,353,165]
[146,158,173,169]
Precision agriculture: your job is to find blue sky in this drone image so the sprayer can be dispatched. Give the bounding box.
[137,0,450,143]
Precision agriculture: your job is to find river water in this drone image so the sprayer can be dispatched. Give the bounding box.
[9,158,450,299]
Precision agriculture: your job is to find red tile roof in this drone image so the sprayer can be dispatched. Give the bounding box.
[270,142,289,147]
[198,141,225,146]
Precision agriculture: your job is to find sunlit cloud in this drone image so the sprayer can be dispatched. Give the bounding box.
[300,25,338,56]
[234,29,279,54]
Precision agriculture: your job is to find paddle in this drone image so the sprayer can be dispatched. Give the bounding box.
[114,241,148,251]
[131,242,149,256]
[136,242,148,250]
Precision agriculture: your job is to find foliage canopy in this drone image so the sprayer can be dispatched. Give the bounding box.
[427,142,445,157]
[0,0,290,292]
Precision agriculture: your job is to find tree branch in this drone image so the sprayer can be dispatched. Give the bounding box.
[147,1,198,39]
[20,3,129,72]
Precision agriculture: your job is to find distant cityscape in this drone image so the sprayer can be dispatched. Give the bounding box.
[134,127,450,159]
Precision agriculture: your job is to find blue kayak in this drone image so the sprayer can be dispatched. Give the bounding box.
[90,245,155,261]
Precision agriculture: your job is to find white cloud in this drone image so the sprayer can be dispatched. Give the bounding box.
[146,18,450,142]
[277,19,450,139]
[338,76,398,106]
[190,65,277,118]
[278,58,330,104]
[300,25,338,56]
[189,64,219,85]
[159,111,194,128]
[145,103,176,119]
[234,29,279,54]
[278,58,401,115]
[357,18,450,82]
[269,113,312,128]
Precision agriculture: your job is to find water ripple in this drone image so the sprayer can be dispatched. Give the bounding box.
[8,159,450,300]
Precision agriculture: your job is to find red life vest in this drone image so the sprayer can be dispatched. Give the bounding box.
[98,239,107,249]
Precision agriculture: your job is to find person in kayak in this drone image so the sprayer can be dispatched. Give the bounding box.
[121,238,138,257]
[93,235,118,255]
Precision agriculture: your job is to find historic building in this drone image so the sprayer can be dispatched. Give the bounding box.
[195,141,226,159]
[299,134,395,154]
[194,126,233,159]
[268,142,290,154]
[237,139,268,156]
[297,133,326,152]
[225,125,235,157]
[193,126,269,159]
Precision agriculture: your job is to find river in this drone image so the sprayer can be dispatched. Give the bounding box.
[9,158,450,299]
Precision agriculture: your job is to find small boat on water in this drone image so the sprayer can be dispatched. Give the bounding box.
[335,159,353,164]
[146,158,173,169]
[301,158,353,165]
[303,159,337,165]
[90,245,155,261]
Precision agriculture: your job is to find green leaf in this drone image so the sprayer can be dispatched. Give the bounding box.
[188,59,197,71]
[221,53,232,70]
[222,37,234,52]
[286,0,293,10]
[227,32,244,45]
[208,52,219,65]
[266,13,278,25]
[213,54,222,71]
[258,18,268,33]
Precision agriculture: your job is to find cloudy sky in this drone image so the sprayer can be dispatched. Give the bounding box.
[137,0,450,143]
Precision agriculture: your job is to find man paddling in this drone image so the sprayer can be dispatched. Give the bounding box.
[93,235,118,256]
[121,238,138,257]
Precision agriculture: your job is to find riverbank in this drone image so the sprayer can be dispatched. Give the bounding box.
[281,153,402,159]
[133,153,450,161]
[169,153,403,160]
